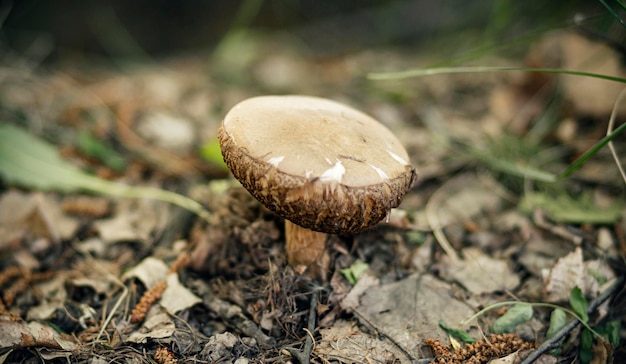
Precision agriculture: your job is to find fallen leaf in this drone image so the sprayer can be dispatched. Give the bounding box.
[491,303,533,334]
[26,274,69,321]
[93,198,167,243]
[160,273,202,315]
[488,351,518,363]
[340,273,379,311]
[0,318,77,351]
[126,311,176,344]
[542,247,585,303]
[546,308,567,339]
[344,273,475,356]
[442,247,521,295]
[122,257,169,288]
[316,320,411,364]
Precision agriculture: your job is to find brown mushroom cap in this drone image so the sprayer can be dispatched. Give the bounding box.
[218,95,417,234]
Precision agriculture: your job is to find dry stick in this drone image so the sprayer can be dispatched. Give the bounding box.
[304,290,319,362]
[288,290,319,364]
[95,276,128,346]
[425,179,460,262]
[519,275,625,364]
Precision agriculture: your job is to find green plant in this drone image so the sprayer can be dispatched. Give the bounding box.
[0,124,211,221]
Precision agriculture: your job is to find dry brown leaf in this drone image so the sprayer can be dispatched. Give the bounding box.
[441,247,521,295]
[542,247,585,303]
[160,273,202,315]
[94,198,167,243]
[342,273,475,357]
[316,320,410,364]
[0,318,77,350]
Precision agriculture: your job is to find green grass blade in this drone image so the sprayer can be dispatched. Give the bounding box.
[470,146,558,183]
[0,124,211,221]
[370,65,626,184]
[599,0,626,27]
[559,121,626,179]
[368,66,626,84]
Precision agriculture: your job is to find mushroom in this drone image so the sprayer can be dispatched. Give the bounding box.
[218,95,417,279]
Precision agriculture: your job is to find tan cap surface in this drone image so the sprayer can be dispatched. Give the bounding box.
[219,95,417,234]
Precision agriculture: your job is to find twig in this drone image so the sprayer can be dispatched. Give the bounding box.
[288,290,319,364]
[519,275,625,364]
[95,271,128,346]
[532,209,583,245]
[304,290,318,361]
[425,178,461,262]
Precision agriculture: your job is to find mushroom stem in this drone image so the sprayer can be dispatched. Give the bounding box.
[284,220,330,279]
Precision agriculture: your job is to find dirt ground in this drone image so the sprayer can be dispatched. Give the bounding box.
[0,26,625,364]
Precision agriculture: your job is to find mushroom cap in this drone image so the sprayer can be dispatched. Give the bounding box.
[218,95,417,234]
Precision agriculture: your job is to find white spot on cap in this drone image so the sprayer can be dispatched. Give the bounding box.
[368,163,389,180]
[305,169,313,179]
[267,156,285,167]
[324,157,333,165]
[319,160,345,182]
[387,150,408,165]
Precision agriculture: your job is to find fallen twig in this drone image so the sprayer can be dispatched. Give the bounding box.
[287,290,319,364]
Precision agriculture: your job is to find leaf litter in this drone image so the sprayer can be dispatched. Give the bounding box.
[0,28,625,364]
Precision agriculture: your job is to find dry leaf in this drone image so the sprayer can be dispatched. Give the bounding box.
[442,247,521,295]
[160,273,202,315]
[316,320,410,364]
[542,247,585,303]
[343,273,475,357]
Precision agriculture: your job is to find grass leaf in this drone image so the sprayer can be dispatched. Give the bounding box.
[599,0,626,28]
[340,260,369,284]
[546,308,568,339]
[438,320,475,343]
[0,124,210,221]
[76,130,127,172]
[580,328,594,364]
[490,303,534,334]
[519,191,623,224]
[559,121,626,179]
[569,286,589,323]
[368,66,626,84]
[598,320,621,347]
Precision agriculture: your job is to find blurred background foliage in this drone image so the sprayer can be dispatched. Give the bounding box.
[2,0,618,62]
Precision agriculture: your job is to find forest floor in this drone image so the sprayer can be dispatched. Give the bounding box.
[0,29,625,363]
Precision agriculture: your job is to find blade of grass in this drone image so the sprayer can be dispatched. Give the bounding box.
[558,121,626,179]
[476,152,558,183]
[471,121,626,183]
[0,124,211,221]
[368,66,626,84]
[370,65,626,184]
[599,0,626,28]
